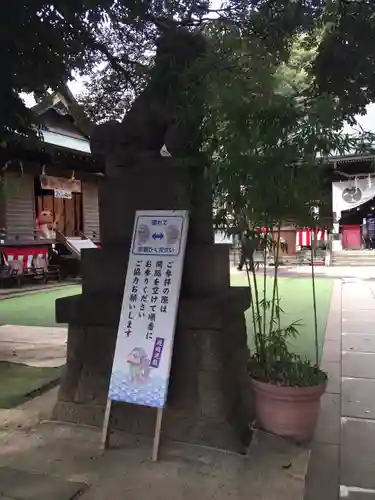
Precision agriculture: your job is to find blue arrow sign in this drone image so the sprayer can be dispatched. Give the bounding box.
[152,232,164,240]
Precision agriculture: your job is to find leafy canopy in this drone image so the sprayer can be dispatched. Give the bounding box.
[3,0,375,140]
[207,27,368,233]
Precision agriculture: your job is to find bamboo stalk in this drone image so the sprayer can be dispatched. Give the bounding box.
[250,236,265,365]
[269,224,281,335]
[245,258,260,356]
[311,230,319,367]
[262,227,268,339]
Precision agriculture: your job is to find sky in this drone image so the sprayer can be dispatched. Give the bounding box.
[343,103,375,135]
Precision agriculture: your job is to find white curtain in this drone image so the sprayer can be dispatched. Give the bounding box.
[332,179,375,220]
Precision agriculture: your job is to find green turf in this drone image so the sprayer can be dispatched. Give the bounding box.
[231,274,333,363]
[0,361,63,409]
[0,285,81,327]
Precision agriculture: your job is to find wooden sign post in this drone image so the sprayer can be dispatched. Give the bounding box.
[151,408,164,462]
[100,210,189,460]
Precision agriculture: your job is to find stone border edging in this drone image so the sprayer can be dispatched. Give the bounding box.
[0,283,80,301]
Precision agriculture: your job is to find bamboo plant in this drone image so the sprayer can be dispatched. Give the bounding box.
[238,220,326,387]
[206,29,368,387]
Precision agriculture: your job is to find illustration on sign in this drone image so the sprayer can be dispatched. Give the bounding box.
[133,214,184,256]
[108,211,189,408]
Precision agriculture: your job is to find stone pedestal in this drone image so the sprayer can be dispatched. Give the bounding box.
[53,160,253,452]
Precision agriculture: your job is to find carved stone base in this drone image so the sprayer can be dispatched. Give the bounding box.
[53,160,254,452]
[53,289,254,453]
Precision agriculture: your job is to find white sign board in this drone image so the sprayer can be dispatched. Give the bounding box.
[108,210,189,409]
[54,189,72,199]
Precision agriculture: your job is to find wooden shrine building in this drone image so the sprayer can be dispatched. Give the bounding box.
[0,91,103,267]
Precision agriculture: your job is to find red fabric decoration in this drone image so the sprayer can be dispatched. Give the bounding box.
[2,247,49,269]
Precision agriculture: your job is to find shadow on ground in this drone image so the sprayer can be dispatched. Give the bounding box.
[0,389,309,500]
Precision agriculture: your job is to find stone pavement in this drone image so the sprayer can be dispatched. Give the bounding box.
[231,266,329,279]
[305,279,375,500]
[286,266,375,280]
[0,387,309,500]
[231,265,375,280]
[5,277,375,499]
[0,325,67,367]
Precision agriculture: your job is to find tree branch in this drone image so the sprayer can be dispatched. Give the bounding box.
[54,6,148,75]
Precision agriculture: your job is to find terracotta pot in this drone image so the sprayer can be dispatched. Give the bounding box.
[250,377,326,443]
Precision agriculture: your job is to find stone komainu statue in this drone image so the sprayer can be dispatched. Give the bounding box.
[90,28,207,167]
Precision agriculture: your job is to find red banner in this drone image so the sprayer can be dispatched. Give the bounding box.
[2,247,49,270]
[296,228,328,247]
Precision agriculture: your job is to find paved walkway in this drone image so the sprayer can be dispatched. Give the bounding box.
[0,325,67,367]
[289,266,375,280]
[0,389,309,500]
[3,277,375,499]
[305,279,375,500]
[231,265,375,280]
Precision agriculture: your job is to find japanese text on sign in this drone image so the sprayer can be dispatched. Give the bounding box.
[108,210,189,409]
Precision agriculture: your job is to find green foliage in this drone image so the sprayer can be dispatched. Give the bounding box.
[1,0,214,136]
[248,296,327,387]
[208,27,374,235]
[203,27,338,384]
[313,0,375,120]
[4,0,375,141]
[249,354,327,388]
[202,29,344,388]
[77,1,375,127]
